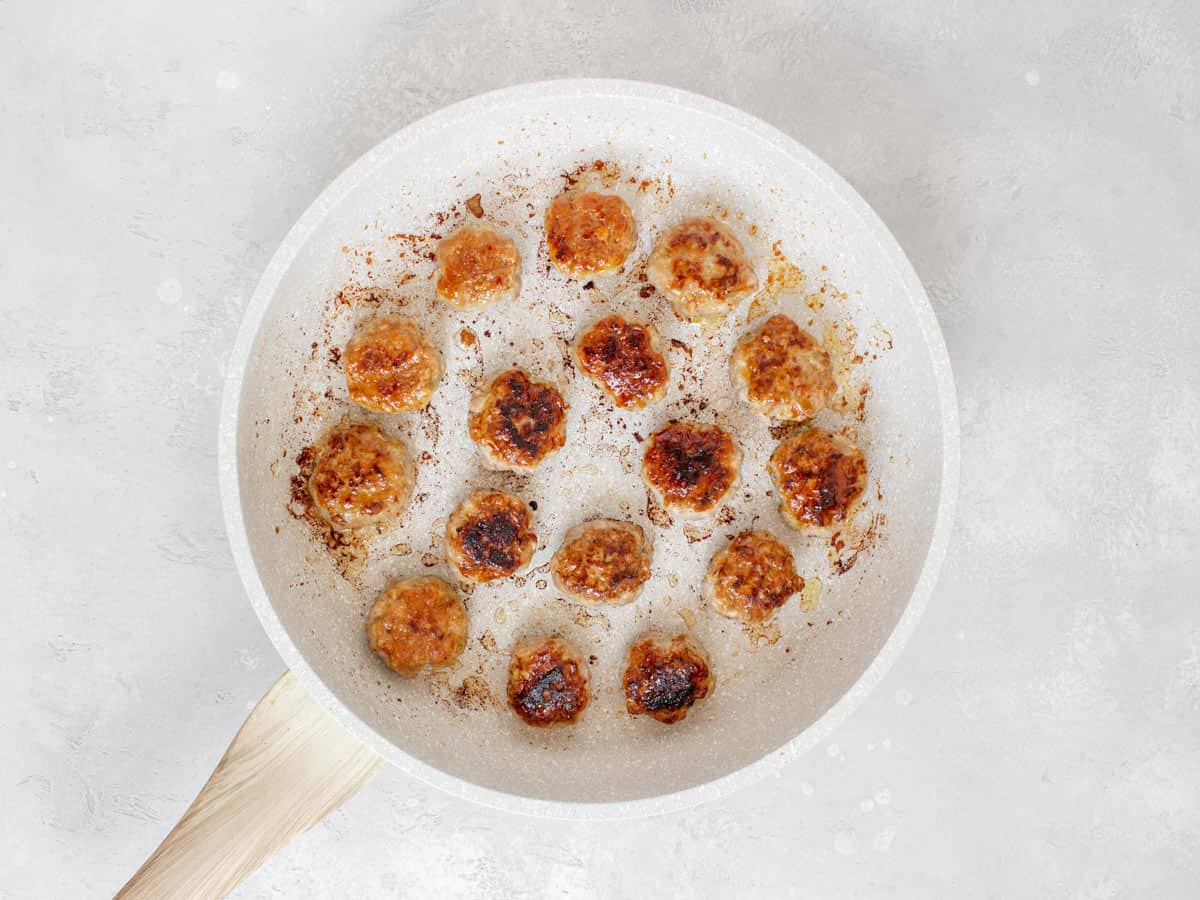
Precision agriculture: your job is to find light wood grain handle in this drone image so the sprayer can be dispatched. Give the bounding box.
[116,670,385,899]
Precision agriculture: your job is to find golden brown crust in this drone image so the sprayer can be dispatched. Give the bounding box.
[731,314,835,421]
[435,224,521,309]
[445,490,537,583]
[308,423,414,531]
[623,633,714,724]
[550,519,652,605]
[365,576,468,677]
[343,316,442,413]
[468,369,568,471]
[704,531,803,624]
[647,217,758,321]
[768,429,868,530]
[574,314,669,409]
[507,635,590,726]
[642,420,741,516]
[544,191,637,278]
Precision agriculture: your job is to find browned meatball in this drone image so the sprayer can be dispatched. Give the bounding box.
[574,314,669,409]
[623,633,714,724]
[731,314,835,421]
[703,531,803,625]
[642,420,741,517]
[435,224,521,309]
[343,316,442,413]
[307,423,414,531]
[468,369,568,471]
[769,428,868,530]
[365,576,468,677]
[550,519,652,605]
[647,217,758,321]
[545,191,637,279]
[444,490,537,583]
[507,635,590,727]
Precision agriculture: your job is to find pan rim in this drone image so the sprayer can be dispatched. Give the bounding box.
[218,77,960,820]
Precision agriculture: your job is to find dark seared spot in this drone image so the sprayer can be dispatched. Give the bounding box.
[638,667,697,711]
[518,666,565,711]
[461,511,520,569]
[495,375,563,456]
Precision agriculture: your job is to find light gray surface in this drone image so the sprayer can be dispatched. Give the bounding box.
[1,0,1197,897]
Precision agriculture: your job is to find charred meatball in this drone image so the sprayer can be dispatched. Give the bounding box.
[544,191,637,279]
[768,428,868,531]
[574,314,669,409]
[647,217,758,322]
[507,635,591,727]
[365,576,468,677]
[445,490,537,583]
[343,316,442,413]
[468,369,568,471]
[642,420,741,517]
[435,224,521,309]
[623,633,714,724]
[731,314,835,421]
[307,423,414,531]
[703,531,803,625]
[550,519,652,605]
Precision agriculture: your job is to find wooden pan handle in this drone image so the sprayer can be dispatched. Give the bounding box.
[116,670,384,899]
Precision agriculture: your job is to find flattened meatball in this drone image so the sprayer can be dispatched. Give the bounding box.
[435,224,521,309]
[545,191,637,279]
[731,314,835,421]
[768,428,868,531]
[550,519,652,605]
[642,420,741,517]
[507,635,590,727]
[343,316,442,413]
[308,423,414,531]
[623,633,714,724]
[703,531,803,625]
[366,576,468,677]
[468,369,568,471]
[647,217,758,322]
[574,314,669,409]
[445,490,537,583]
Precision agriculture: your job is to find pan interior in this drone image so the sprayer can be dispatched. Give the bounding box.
[230,85,950,806]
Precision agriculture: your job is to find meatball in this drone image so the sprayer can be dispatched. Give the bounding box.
[445,490,537,583]
[623,633,714,724]
[468,369,568,471]
[642,420,741,517]
[574,314,669,409]
[768,428,868,530]
[435,224,521,309]
[544,191,637,279]
[731,314,835,421]
[365,576,468,677]
[550,519,653,605]
[308,423,414,531]
[507,635,591,727]
[703,531,803,625]
[343,316,442,413]
[647,217,758,322]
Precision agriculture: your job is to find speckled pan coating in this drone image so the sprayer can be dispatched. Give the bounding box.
[218,79,959,819]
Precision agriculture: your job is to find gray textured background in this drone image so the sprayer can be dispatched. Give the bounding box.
[3,1,1198,897]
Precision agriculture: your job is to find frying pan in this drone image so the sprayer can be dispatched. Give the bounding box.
[118,80,959,898]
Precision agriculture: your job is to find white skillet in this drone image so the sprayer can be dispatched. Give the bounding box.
[119,80,958,898]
